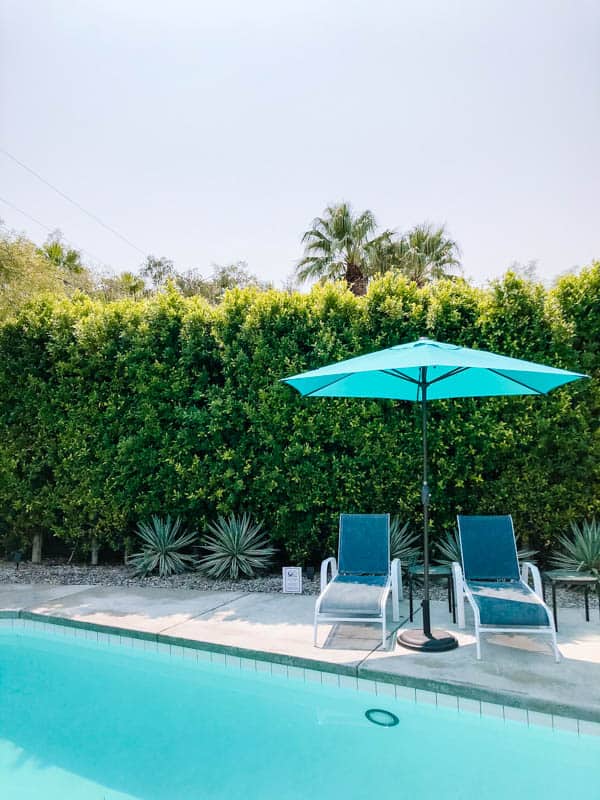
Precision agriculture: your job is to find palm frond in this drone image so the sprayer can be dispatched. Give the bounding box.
[392,223,462,286]
[296,202,379,293]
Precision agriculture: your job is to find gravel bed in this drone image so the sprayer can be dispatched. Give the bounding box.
[0,560,321,596]
[0,561,594,608]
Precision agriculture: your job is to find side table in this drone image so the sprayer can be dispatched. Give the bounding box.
[542,569,600,632]
[408,564,455,624]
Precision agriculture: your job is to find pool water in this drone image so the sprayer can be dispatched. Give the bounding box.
[0,627,598,800]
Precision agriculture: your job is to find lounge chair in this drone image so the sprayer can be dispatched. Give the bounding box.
[453,515,559,662]
[314,514,403,649]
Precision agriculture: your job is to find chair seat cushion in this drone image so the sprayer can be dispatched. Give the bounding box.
[319,574,389,617]
[467,580,550,627]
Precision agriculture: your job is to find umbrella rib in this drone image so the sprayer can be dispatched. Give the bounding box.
[488,369,544,395]
[381,369,420,385]
[304,373,351,396]
[426,367,469,386]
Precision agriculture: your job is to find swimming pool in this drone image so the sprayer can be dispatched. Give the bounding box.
[0,623,598,799]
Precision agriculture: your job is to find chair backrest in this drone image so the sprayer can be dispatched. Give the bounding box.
[338,514,390,575]
[456,515,520,582]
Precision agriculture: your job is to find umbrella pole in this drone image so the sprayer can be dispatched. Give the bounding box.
[397,366,458,652]
[421,376,432,638]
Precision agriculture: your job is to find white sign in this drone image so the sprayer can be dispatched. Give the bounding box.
[282,566,302,594]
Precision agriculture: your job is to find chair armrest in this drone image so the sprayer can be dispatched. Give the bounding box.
[320,557,337,592]
[452,561,466,629]
[521,561,543,599]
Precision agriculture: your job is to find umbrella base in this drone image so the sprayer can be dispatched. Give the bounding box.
[397,628,459,652]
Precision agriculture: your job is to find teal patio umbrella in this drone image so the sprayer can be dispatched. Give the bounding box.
[282,337,587,652]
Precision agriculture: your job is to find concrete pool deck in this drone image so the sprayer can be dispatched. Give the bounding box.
[1,582,599,723]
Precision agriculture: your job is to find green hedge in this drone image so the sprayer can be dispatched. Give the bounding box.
[0,266,598,565]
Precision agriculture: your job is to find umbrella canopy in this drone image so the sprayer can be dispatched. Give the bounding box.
[283,338,585,400]
[282,337,587,652]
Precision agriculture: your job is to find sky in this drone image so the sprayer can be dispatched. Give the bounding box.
[1,0,599,287]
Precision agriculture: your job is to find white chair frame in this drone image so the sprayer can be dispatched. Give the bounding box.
[313,557,403,649]
[452,560,560,662]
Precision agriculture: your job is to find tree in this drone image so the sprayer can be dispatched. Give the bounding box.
[385,224,461,287]
[510,260,539,282]
[208,261,270,300]
[174,262,270,303]
[39,231,85,274]
[0,225,63,317]
[38,231,97,294]
[174,268,210,298]
[296,203,390,296]
[96,271,146,301]
[141,255,175,288]
[115,271,145,299]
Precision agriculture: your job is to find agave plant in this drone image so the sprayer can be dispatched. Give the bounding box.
[434,528,462,566]
[551,518,600,578]
[390,517,421,565]
[128,515,198,578]
[199,513,275,580]
[434,527,536,566]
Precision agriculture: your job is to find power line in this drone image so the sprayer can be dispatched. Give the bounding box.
[0,194,106,266]
[0,146,147,257]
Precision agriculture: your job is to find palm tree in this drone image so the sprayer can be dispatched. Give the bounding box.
[389,224,461,287]
[297,203,389,296]
[39,233,85,274]
[118,271,146,298]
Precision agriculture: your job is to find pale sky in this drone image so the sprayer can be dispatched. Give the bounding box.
[1,0,599,286]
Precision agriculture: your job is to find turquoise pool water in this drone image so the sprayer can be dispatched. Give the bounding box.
[0,627,598,800]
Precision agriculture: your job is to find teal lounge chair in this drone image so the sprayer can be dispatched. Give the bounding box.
[314,514,402,649]
[454,515,559,661]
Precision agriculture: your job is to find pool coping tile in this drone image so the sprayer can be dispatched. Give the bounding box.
[4,610,599,735]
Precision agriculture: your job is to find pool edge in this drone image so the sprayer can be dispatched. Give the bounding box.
[3,610,599,733]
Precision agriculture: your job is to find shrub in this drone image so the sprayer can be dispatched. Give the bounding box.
[0,272,597,566]
[199,513,275,579]
[129,515,198,577]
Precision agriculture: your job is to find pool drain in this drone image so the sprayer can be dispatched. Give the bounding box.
[365,708,399,727]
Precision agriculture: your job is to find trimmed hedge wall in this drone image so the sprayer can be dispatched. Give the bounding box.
[0,266,598,565]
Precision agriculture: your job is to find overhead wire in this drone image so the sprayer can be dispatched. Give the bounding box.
[0,193,107,267]
[0,146,147,257]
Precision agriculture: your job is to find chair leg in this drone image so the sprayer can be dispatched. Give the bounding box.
[543,604,560,662]
[550,626,560,663]
[382,614,387,649]
[391,561,402,618]
[391,572,400,622]
[456,588,466,629]
[452,565,466,629]
[585,587,590,622]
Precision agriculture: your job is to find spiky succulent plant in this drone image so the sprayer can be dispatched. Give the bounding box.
[390,516,421,565]
[551,518,600,577]
[199,513,275,580]
[128,515,198,577]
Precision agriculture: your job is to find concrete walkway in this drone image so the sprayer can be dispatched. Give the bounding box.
[1,583,599,721]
